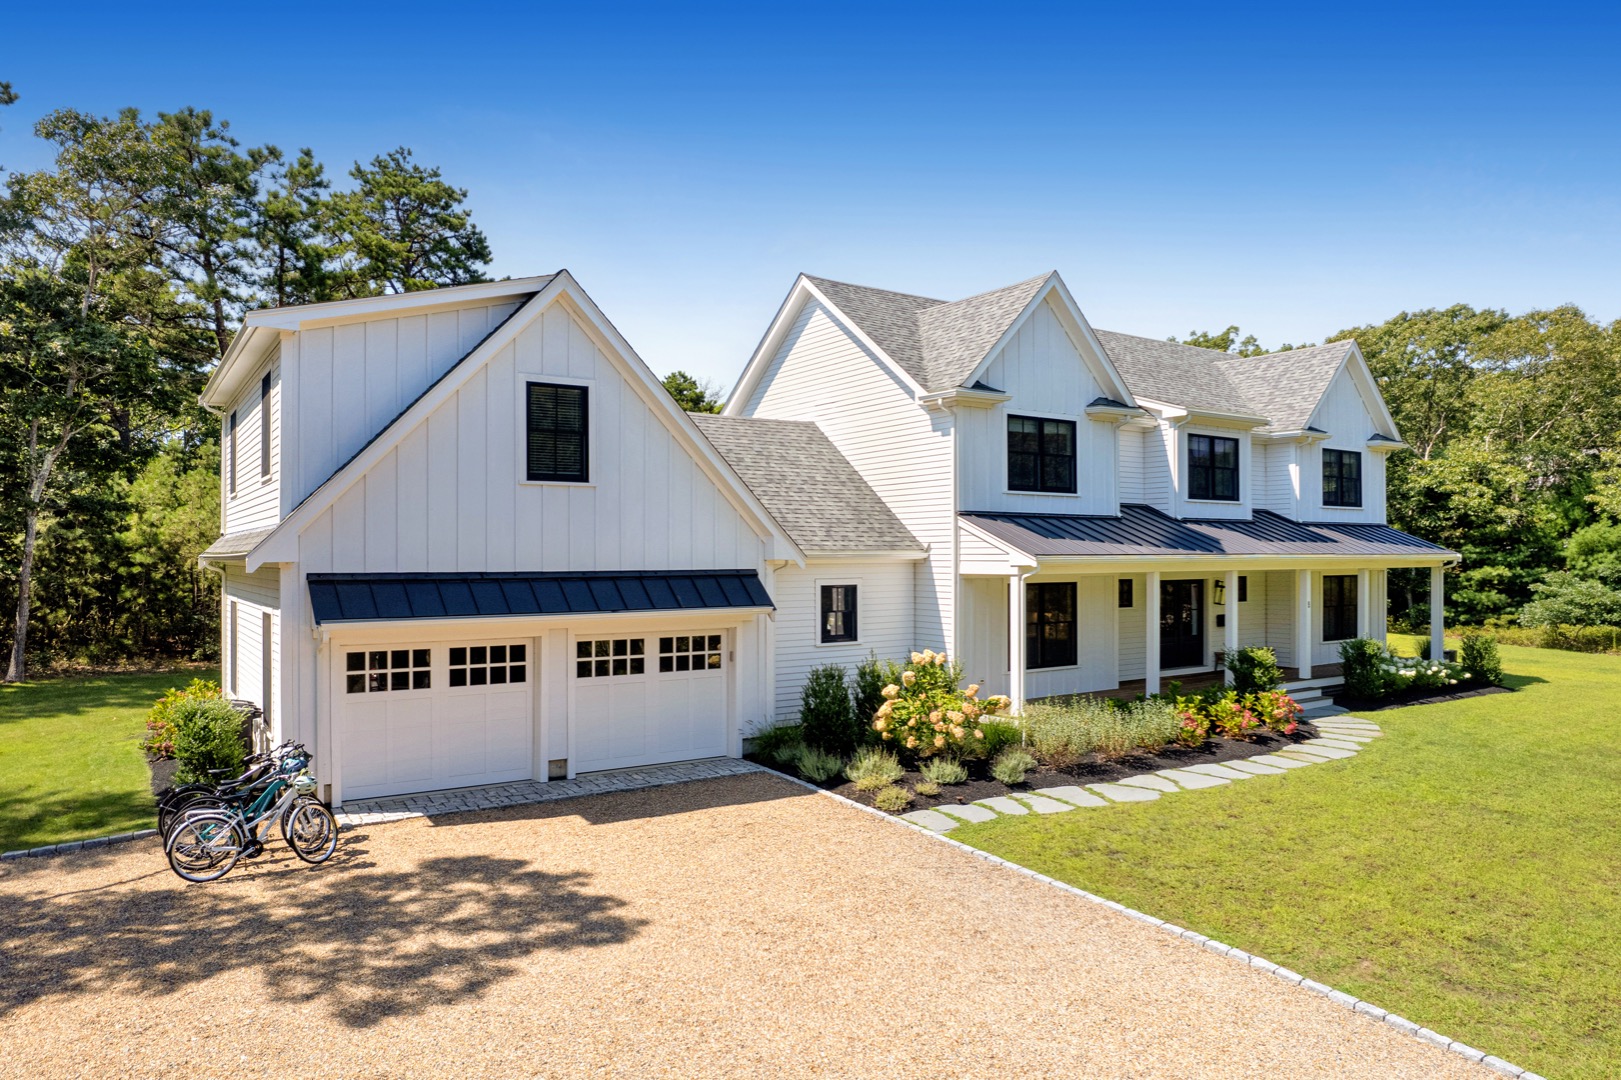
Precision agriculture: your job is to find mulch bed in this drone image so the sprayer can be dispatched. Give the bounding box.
[1333,683,1512,712]
[146,755,179,798]
[749,722,1328,815]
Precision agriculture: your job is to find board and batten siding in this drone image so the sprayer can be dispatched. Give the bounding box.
[743,299,954,654]
[279,298,525,517]
[956,299,1119,517]
[1303,366,1388,523]
[222,352,281,535]
[222,563,280,738]
[769,559,915,721]
[296,302,766,576]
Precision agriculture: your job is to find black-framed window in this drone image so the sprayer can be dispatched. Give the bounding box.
[820,584,858,643]
[346,648,431,693]
[526,382,588,483]
[1188,434,1239,500]
[260,372,273,478]
[228,410,238,496]
[1238,575,1248,603]
[450,643,527,687]
[1323,575,1358,641]
[1025,582,1077,669]
[575,638,642,678]
[1323,449,1363,507]
[659,634,723,672]
[1118,578,1133,608]
[1008,415,1076,494]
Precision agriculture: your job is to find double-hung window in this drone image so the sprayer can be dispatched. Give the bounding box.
[526,382,588,483]
[1188,434,1239,501]
[1025,582,1077,669]
[260,372,273,479]
[820,584,858,643]
[1007,415,1077,494]
[1323,448,1362,507]
[1323,575,1358,641]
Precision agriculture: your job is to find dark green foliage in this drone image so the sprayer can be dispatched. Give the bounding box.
[749,723,804,767]
[799,663,859,755]
[662,371,724,413]
[1339,638,1391,700]
[853,654,901,735]
[1459,632,1503,686]
[1225,646,1284,694]
[170,696,247,785]
[971,719,1024,761]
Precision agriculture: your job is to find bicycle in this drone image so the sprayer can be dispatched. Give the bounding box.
[157,740,310,839]
[164,743,338,883]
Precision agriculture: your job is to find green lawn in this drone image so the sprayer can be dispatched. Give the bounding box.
[0,669,216,852]
[951,641,1621,1080]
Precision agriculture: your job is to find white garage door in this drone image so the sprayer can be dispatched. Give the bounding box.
[571,631,728,773]
[339,641,533,801]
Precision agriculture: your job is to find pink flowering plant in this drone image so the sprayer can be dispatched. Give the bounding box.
[1173,686,1303,744]
[872,649,1012,761]
[1248,688,1303,735]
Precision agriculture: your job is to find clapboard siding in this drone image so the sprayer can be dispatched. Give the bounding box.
[222,564,280,733]
[1118,427,1146,504]
[283,299,524,515]
[1118,573,1146,679]
[770,559,916,720]
[743,299,954,652]
[1022,575,1118,697]
[1264,570,1297,666]
[1142,423,1173,512]
[298,304,765,574]
[1305,366,1388,523]
[1255,440,1300,518]
[223,352,280,534]
[957,299,1118,517]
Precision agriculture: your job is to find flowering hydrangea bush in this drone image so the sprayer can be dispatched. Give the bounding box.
[872,649,1012,760]
[1379,654,1470,692]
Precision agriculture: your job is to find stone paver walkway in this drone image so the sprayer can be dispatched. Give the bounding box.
[901,718,1385,832]
[337,757,762,826]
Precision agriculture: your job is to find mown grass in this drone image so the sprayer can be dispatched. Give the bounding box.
[0,669,216,851]
[951,641,1621,1079]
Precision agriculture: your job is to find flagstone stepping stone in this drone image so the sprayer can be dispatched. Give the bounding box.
[1015,794,1079,814]
[1155,769,1231,789]
[901,809,960,832]
[1318,726,1382,738]
[1317,720,1381,731]
[1114,774,1183,793]
[1032,786,1108,808]
[1312,731,1376,743]
[1278,744,1357,761]
[1308,737,1367,751]
[1223,759,1286,776]
[975,796,1030,815]
[1087,783,1160,802]
[934,803,998,824]
[1181,763,1256,780]
[1250,753,1316,769]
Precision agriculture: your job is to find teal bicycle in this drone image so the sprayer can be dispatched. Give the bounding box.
[164,742,338,883]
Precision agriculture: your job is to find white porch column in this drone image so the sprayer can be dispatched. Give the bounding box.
[1223,569,1240,684]
[1145,571,1162,694]
[1356,568,1371,640]
[1295,569,1313,680]
[1009,572,1027,713]
[1430,565,1446,660]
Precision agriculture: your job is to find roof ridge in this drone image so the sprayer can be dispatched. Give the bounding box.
[801,274,947,306]
[924,272,1053,312]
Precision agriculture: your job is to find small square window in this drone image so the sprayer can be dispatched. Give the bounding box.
[369,651,388,671]
[594,640,610,658]
[660,656,674,672]
[510,644,527,662]
[471,646,488,665]
[471,667,488,686]
[676,636,690,652]
[412,670,431,690]
[707,653,722,669]
[390,671,408,691]
[347,652,365,672]
[707,635,721,651]
[490,645,507,664]
[369,672,388,692]
[511,665,527,683]
[576,660,592,678]
[628,658,643,675]
[490,666,507,684]
[676,654,690,671]
[450,668,468,687]
[391,649,409,669]
[660,637,674,653]
[612,657,627,675]
[450,647,467,666]
[595,659,609,677]
[576,641,591,659]
[412,648,430,668]
[346,673,366,694]
[629,640,644,655]
[612,639,627,656]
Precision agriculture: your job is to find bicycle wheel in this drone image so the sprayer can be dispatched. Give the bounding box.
[282,800,339,864]
[160,793,227,839]
[157,786,217,837]
[165,812,246,883]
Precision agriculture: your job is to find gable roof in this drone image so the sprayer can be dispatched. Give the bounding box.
[690,414,924,556]
[1214,343,1355,432]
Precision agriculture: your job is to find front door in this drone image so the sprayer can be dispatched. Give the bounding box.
[1160,579,1205,669]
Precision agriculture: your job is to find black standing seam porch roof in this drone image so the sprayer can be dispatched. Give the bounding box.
[308,570,774,625]
[961,504,1456,560]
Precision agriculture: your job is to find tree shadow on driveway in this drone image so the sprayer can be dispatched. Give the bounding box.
[0,838,646,1028]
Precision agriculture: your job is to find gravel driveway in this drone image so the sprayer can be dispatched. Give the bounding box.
[0,771,1489,1078]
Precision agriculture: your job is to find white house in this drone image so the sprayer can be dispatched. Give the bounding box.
[201,269,1455,805]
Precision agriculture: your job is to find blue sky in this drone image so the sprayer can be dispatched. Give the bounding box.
[4,2,1618,388]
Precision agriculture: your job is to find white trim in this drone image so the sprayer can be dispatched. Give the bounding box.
[513,372,594,487]
[812,577,864,648]
[1302,343,1403,444]
[316,605,774,638]
[960,276,1138,407]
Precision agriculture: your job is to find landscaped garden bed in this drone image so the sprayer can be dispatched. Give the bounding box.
[1332,631,1509,712]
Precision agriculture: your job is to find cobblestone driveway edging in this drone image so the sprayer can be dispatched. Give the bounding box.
[1,828,159,862]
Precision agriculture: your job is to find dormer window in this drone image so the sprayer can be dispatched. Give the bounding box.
[1008,415,1076,494]
[526,382,589,483]
[1188,434,1238,501]
[1323,449,1362,507]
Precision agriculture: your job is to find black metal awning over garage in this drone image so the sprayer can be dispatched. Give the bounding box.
[307,569,774,625]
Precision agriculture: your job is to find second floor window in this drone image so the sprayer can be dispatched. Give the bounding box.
[1188,434,1239,501]
[526,382,588,483]
[260,372,273,478]
[1008,415,1076,494]
[1323,448,1362,507]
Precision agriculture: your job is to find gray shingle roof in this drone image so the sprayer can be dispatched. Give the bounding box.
[200,528,276,560]
[691,414,924,556]
[1214,342,1354,432]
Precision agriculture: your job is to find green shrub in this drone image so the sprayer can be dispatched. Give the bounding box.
[751,723,806,767]
[1339,638,1391,699]
[1225,646,1284,694]
[171,697,248,785]
[873,785,913,811]
[140,678,222,758]
[1024,696,1181,762]
[853,654,901,734]
[871,648,1013,761]
[846,747,904,789]
[1460,632,1503,686]
[971,719,1024,761]
[800,663,859,755]
[990,747,1037,785]
[795,746,845,784]
[919,757,968,785]
[914,780,941,797]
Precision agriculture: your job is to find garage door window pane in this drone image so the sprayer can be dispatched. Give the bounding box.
[347,653,365,672]
[348,649,430,693]
[451,642,528,688]
[511,644,526,662]
[659,633,723,674]
[450,647,467,666]
[575,638,647,678]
